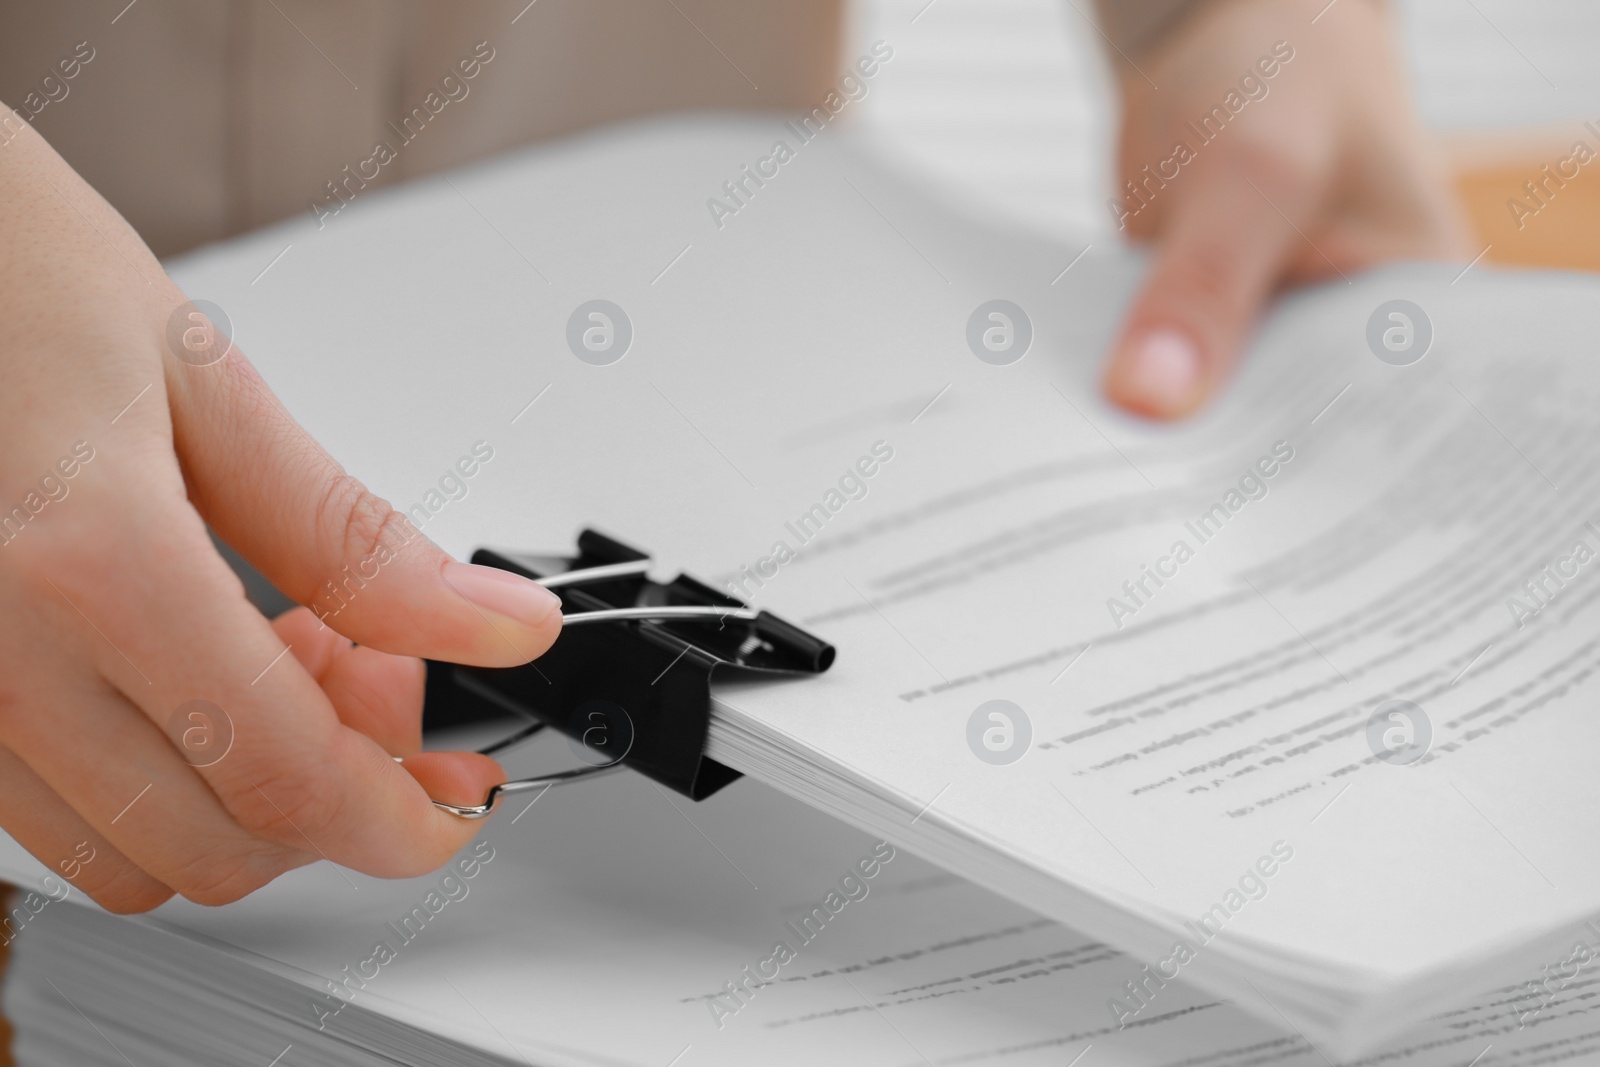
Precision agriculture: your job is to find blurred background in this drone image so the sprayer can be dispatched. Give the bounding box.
[850,0,1600,268]
[3,0,1597,267]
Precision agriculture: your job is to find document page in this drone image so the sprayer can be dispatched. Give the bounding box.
[708,265,1600,991]
[132,115,1600,1052]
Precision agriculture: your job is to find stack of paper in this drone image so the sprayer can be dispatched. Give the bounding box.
[5,116,1600,1063]
[6,742,1599,1066]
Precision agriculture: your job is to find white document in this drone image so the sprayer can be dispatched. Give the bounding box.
[9,115,1596,1057]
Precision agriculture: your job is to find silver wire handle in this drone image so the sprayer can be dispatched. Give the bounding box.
[534,558,652,588]
[538,559,756,625]
[561,605,758,625]
[432,763,627,819]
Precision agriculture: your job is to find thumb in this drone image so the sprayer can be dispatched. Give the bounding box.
[166,338,561,666]
[1102,152,1320,419]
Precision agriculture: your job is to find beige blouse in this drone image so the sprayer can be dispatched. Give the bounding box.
[0,1,1192,257]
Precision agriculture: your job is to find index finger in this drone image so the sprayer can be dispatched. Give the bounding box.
[1103,145,1327,418]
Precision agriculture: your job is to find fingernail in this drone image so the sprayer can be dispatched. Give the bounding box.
[441,561,562,627]
[1119,328,1202,414]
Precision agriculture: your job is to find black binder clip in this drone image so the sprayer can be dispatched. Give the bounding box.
[423,529,834,817]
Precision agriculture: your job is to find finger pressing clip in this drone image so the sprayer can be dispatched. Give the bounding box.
[422,530,834,817]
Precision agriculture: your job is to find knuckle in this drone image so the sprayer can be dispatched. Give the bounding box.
[76,862,175,915]
[1163,239,1252,315]
[1221,131,1324,207]
[310,475,421,608]
[227,760,349,850]
[320,475,407,568]
[165,837,300,907]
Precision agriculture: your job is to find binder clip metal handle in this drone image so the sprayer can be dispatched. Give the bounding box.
[421,530,834,817]
[428,763,627,819]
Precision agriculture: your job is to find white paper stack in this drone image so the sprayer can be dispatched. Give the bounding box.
[6,747,1600,1066]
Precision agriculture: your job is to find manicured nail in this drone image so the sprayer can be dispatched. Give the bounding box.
[1120,328,1201,414]
[441,561,562,627]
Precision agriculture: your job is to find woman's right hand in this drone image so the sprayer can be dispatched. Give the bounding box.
[0,113,563,913]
